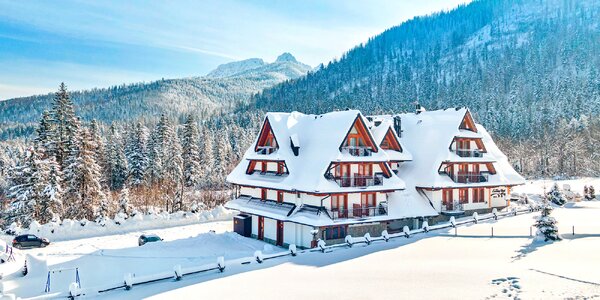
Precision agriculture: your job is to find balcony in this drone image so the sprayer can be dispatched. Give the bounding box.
[454,148,484,158]
[447,172,489,183]
[341,146,372,157]
[328,204,388,220]
[333,174,383,188]
[256,146,277,155]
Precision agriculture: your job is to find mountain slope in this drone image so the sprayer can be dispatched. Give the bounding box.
[0,53,311,140]
[253,0,600,139]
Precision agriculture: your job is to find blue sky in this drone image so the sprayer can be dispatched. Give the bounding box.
[0,0,469,100]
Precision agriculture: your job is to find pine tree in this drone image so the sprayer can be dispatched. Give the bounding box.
[546,183,567,206]
[199,128,215,189]
[125,122,148,186]
[50,83,78,168]
[89,120,107,184]
[5,149,36,227]
[181,114,201,187]
[31,154,63,224]
[214,128,232,188]
[117,187,132,218]
[535,199,562,242]
[95,193,111,225]
[106,124,128,190]
[34,111,56,158]
[63,127,107,220]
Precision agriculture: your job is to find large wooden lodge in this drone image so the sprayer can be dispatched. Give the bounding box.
[225,106,524,249]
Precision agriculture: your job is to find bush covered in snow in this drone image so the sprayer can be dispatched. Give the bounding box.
[546,183,566,206]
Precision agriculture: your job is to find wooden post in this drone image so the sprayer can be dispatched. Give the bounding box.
[572,225,575,236]
[530,226,532,237]
[454,227,457,237]
[491,227,494,237]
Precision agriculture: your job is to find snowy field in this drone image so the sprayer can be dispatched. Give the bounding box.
[1,178,599,299]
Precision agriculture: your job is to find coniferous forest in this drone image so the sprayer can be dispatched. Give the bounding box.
[1,0,600,227]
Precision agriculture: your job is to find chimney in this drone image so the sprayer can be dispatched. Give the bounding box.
[393,116,402,138]
[415,101,422,115]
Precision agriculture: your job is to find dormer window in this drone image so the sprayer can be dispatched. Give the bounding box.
[459,111,478,132]
[340,115,377,157]
[255,118,279,155]
[380,128,402,152]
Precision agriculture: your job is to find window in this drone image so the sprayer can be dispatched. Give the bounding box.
[331,194,348,218]
[261,189,267,201]
[324,226,347,240]
[361,193,376,207]
[472,188,485,203]
[277,191,284,203]
[261,161,267,173]
[380,139,390,149]
[443,189,453,204]
[277,162,284,174]
[459,189,469,204]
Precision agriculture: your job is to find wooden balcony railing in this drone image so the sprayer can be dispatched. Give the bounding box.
[333,174,383,188]
[341,146,372,157]
[454,148,484,158]
[328,204,387,220]
[447,172,489,183]
[256,146,277,155]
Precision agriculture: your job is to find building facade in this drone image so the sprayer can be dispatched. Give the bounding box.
[226,107,524,249]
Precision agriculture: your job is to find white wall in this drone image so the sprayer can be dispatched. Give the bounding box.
[264,218,277,241]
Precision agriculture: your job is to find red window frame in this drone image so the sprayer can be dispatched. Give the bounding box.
[442,189,453,204]
[472,188,485,203]
[261,189,267,201]
[459,189,469,204]
[277,162,284,174]
[277,191,283,203]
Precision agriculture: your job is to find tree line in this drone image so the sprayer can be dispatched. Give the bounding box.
[0,84,260,228]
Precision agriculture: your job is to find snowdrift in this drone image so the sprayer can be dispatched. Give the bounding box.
[6,206,235,242]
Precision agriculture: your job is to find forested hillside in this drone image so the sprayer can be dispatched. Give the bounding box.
[0,53,310,140]
[251,0,600,177]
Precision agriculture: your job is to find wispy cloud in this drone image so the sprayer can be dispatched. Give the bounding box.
[0,0,471,98]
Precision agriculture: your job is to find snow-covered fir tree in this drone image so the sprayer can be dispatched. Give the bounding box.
[181,114,201,187]
[125,122,148,186]
[199,128,215,188]
[4,149,36,227]
[31,154,63,224]
[117,187,132,218]
[214,127,232,188]
[95,192,111,225]
[105,124,128,190]
[89,120,107,184]
[34,111,56,157]
[63,126,107,220]
[535,199,562,242]
[50,83,78,168]
[546,183,567,206]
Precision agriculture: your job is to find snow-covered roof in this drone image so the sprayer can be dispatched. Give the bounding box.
[374,107,525,189]
[368,117,413,162]
[227,110,406,193]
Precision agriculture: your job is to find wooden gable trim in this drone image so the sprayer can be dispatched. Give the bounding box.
[381,127,402,152]
[245,159,289,175]
[459,110,478,133]
[486,162,497,175]
[254,117,280,152]
[338,114,378,153]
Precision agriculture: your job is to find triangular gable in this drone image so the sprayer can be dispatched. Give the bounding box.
[254,117,279,152]
[380,127,403,152]
[459,110,478,132]
[339,114,378,153]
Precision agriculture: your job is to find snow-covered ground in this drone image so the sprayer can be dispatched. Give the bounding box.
[123,201,600,300]
[1,178,600,299]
